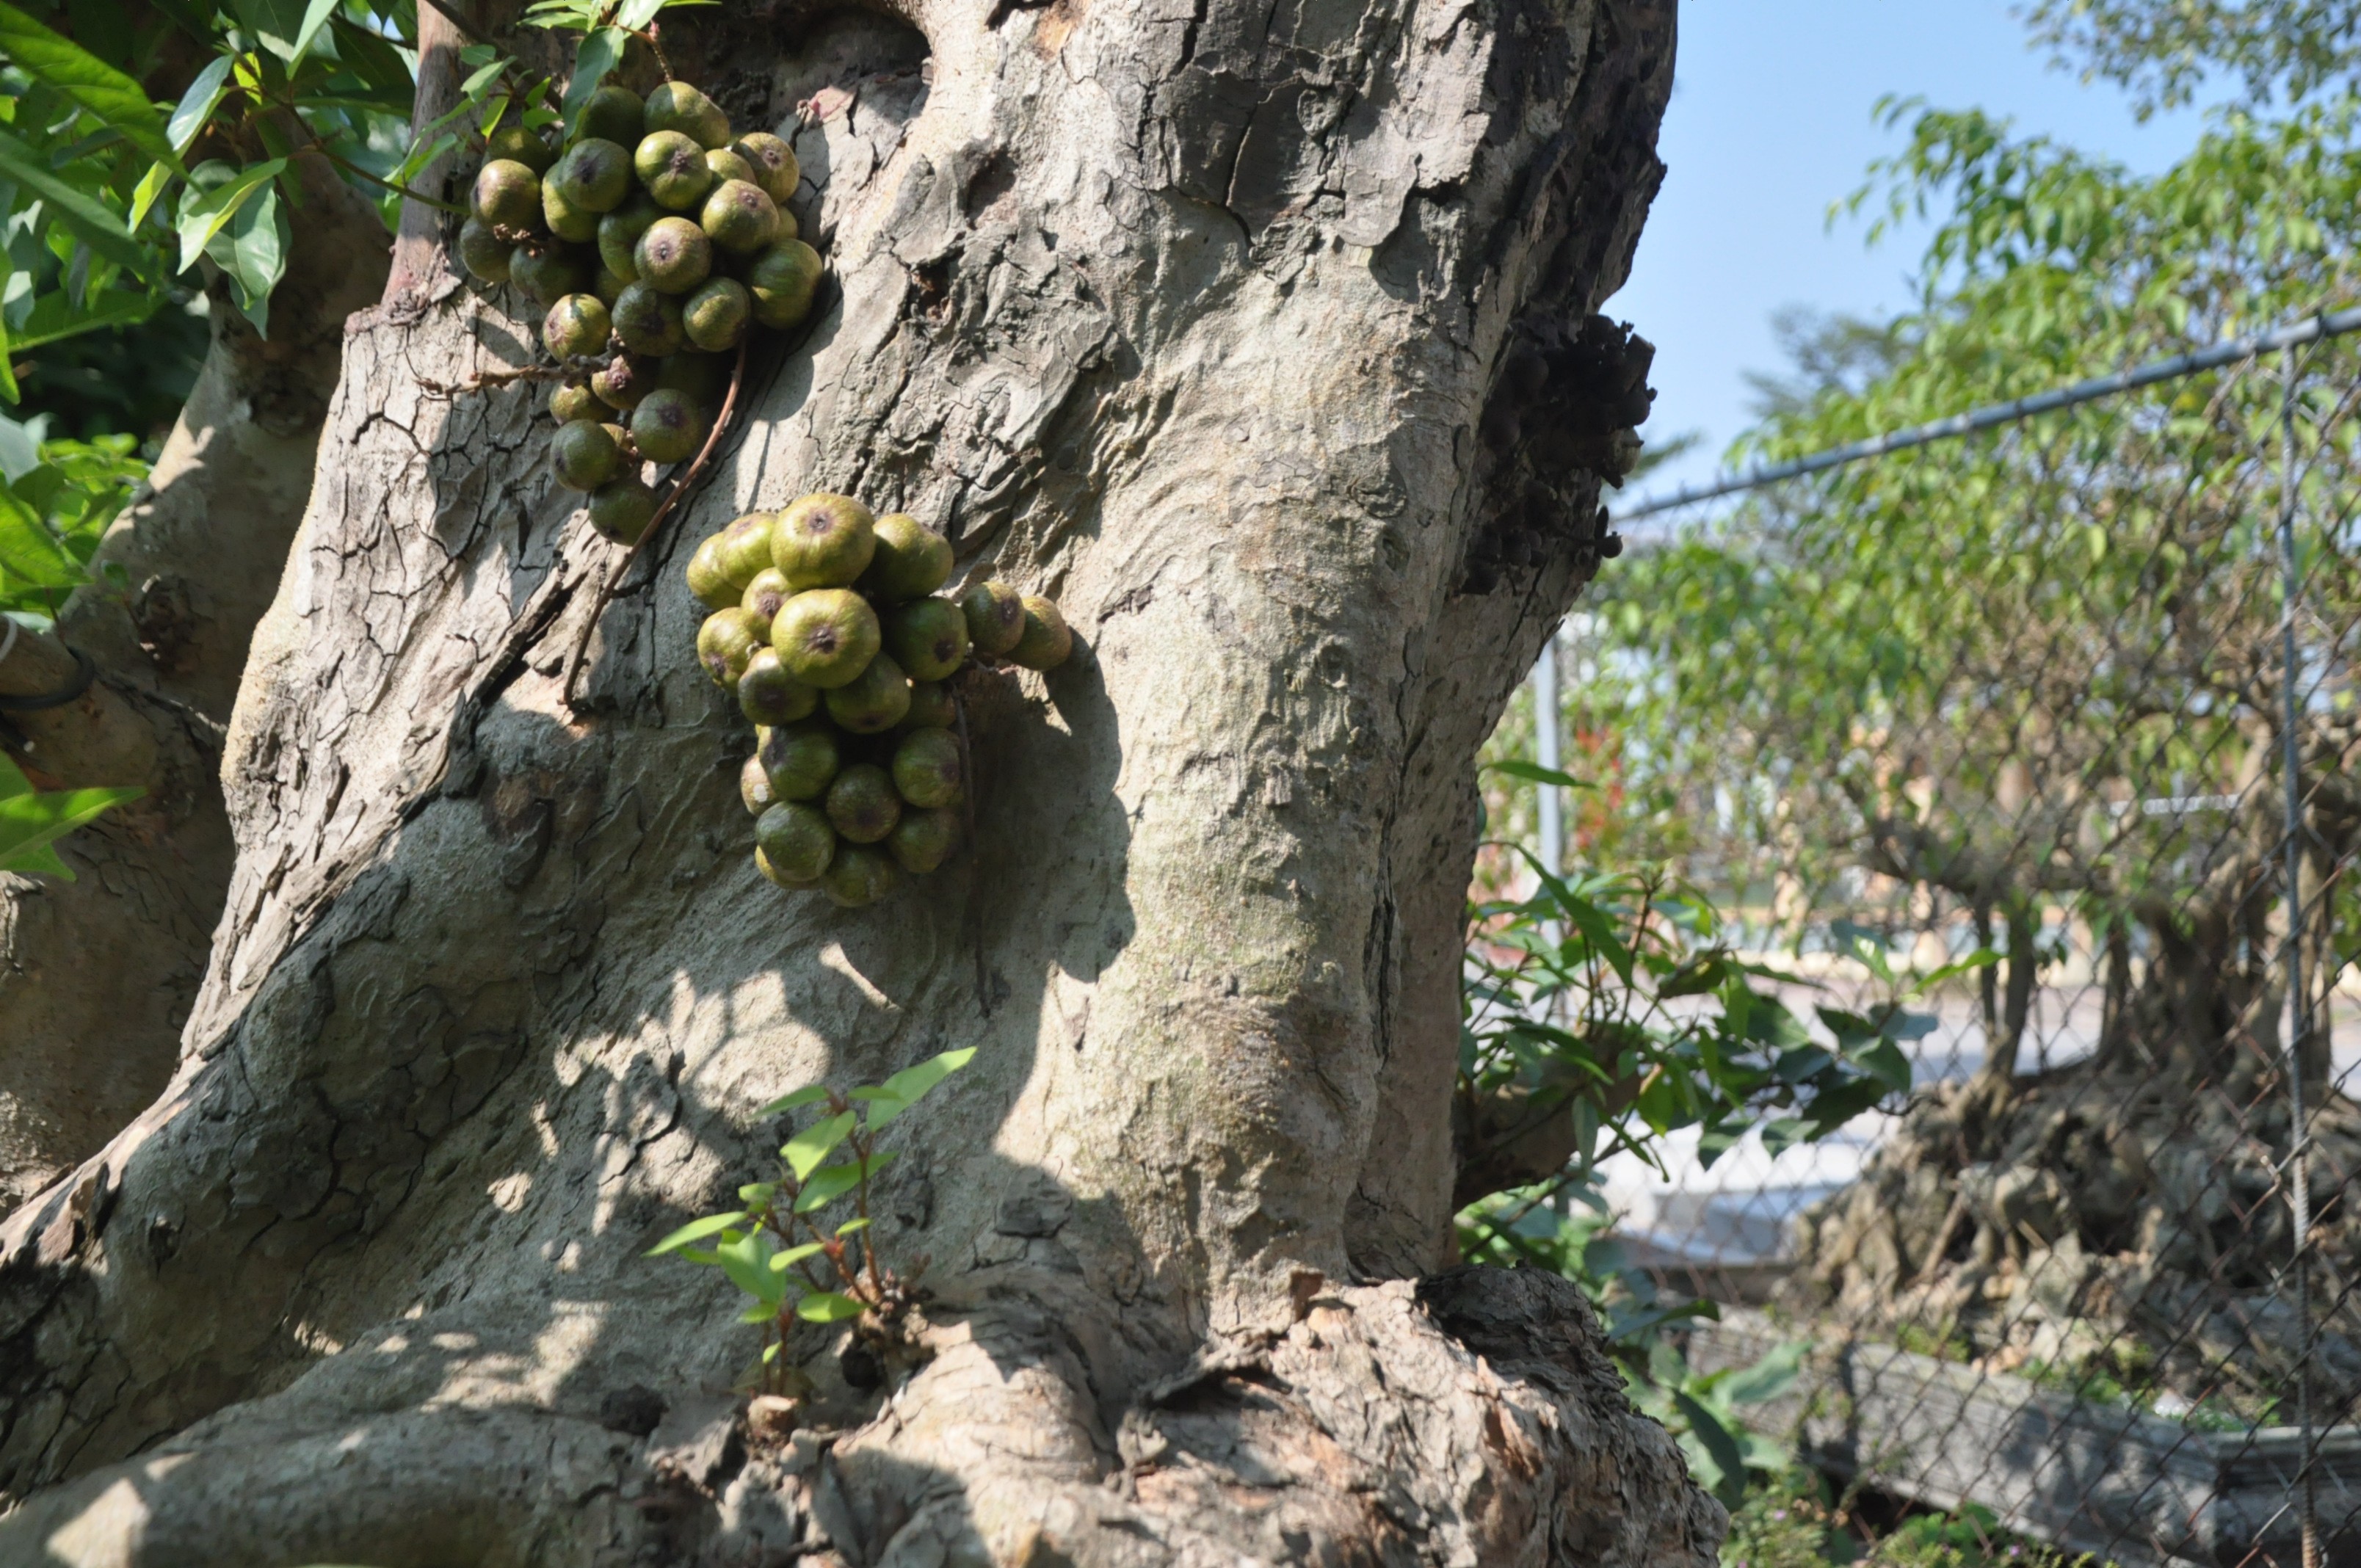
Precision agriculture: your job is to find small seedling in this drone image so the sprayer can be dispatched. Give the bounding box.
[647,1047,975,1393]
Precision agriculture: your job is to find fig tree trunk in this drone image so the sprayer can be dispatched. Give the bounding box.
[0,1,1707,1562]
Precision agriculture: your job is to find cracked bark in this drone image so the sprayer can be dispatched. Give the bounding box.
[0,146,390,1216]
[0,1,1706,1561]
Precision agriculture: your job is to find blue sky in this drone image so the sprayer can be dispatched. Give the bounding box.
[1609,1,2225,501]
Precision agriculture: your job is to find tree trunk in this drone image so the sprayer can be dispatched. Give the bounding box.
[0,1,1708,1561]
[0,145,389,1215]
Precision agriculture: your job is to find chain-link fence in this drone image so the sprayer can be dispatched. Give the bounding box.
[1489,324,2361,1568]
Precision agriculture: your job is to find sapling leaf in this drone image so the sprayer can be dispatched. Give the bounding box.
[645,1211,747,1255]
[865,1048,976,1129]
[758,1084,830,1117]
[797,1291,863,1323]
[782,1111,856,1180]
[793,1153,893,1213]
[835,1217,871,1236]
[767,1241,824,1270]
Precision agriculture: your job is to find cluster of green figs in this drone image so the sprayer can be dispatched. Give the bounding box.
[456,78,824,545]
[692,496,1074,907]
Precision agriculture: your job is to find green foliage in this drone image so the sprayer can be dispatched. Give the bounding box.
[0,750,140,879]
[0,411,145,619]
[648,1048,976,1393]
[2023,0,2361,118]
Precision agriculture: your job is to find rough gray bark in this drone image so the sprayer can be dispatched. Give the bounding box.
[0,0,1702,1561]
[0,147,389,1215]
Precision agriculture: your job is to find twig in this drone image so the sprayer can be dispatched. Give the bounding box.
[417,352,615,397]
[316,145,469,214]
[561,338,750,711]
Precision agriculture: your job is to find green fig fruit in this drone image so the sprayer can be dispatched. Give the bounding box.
[509,243,588,306]
[697,606,766,687]
[825,763,902,844]
[860,514,951,602]
[704,146,758,189]
[683,277,751,352]
[714,511,776,588]
[656,350,730,410]
[635,215,713,294]
[631,388,706,465]
[592,264,629,306]
[821,842,899,907]
[645,80,731,149]
[902,679,957,731]
[733,132,799,205]
[891,726,963,808]
[688,534,739,611]
[888,805,960,874]
[577,84,647,150]
[741,751,777,816]
[1009,595,1074,669]
[761,720,841,801]
[824,650,911,734]
[611,281,687,355]
[635,128,714,211]
[588,476,659,544]
[551,418,622,490]
[543,293,612,359]
[550,381,602,423]
[471,159,543,229]
[746,239,823,330]
[486,121,556,174]
[739,566,793,631]
[885,597,971,682]
[771,493,875,588]
[541,173,599,241]
[755,802,837,885]
[959,579,1026,656]
[553,137,633,212]
[591,351,658,410]
[458,217,513,282]
[701,179,780,254]
[771,587,881,689]
[739,645,819,725]
[598,192,662,282]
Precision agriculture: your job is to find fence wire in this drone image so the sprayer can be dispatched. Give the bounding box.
[1501,327,2361,1568]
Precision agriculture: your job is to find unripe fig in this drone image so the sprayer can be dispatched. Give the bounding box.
[822,842,899,907]
[591,263,628,306]
[860,513,951,602]
[486,121,556,173]
[683,277,751,352]
[645,80,730,148]
[891,726,963,808]
[704,146,757,189]
[543,293,611,360]
[733,132,799,206]
[826,763,902,844]
[472,159,542,229]
[747,239,822,329]
[824,650,911,734]
[509,243,587,306]
[635,128,714,210]
[458,217,512,282]
[960,579,1026,656]
[631,388,706,464]
[771,588,881,689]
[541,173,599,241]
[687,535,738,610]
[588,476,659,544]
[577,84,646,150]
[739,645,818,725]
[714,511,776,588]
[771,493,875,588]
[902,680,957,731]
[885,597,971,681]
[554,137,633,211]
[888,805,960,874]
[761,720,840,801]
[741,751,777,816]
[700,179,779,254]
[551,418,621,490]
[1009,595,1074,669]
[635,215,713,294]
[755,802,836,885]
[550,381,602,423]
[591,350,658,410]
[739,567,793,632]
[697,606,766,688]
[611,281,687,355]
[598,192,662,282]
[657,350,730,410]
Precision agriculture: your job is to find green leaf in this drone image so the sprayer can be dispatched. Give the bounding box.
[835,1216,871,1236]
[757,1084,830,1117]
[766,1241,824,1270]
[793,1152,894,1213]
[797,1291,864,1324]
[560,26,627,135]
[864,1047,977,1130]
[617,0,717,26]
[0,783,145,879]
[0,128,150,274]
[166,54,236,157]
[1670,1389,1749,1505]
[284,0,341,65]
[714,1229,787,1307]
[221,182,286,335]
[781,1110,855,1181]
[644,1211,747,1256]
[1717,1340,1806,1407]
[1484,759,1595,790]
[0,3,179,171]
[174,157,284,274]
